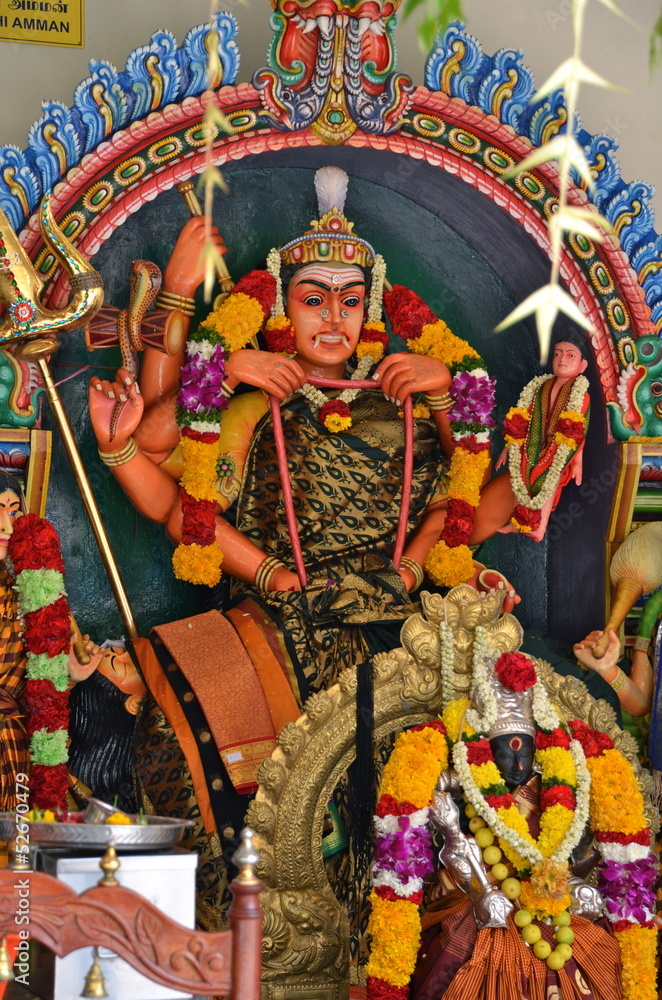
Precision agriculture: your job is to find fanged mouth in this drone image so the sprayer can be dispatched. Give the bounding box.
[291,13,385,38]
[314,333,351,348]
[616,362,647,433]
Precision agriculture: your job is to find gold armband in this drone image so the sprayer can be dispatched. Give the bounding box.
[400,556,424,591]
[98,438,138,467]
[155,290,196,318]
[607,667,627,694]
[424,391,453,412]
[255,555,286,594]
[633,635,650,653]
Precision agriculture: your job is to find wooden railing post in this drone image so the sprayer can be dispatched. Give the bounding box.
[227,827,263,1000]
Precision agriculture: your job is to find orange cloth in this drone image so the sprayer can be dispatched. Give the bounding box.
[131,636,217,836]
[153,611,277,794]
[225,606,300,733]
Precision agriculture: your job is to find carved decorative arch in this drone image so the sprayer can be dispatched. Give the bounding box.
[2,19,661,413]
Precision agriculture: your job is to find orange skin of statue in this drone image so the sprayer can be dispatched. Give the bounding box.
[89,217,518,607]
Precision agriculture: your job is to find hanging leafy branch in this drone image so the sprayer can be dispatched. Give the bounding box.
[402,0,464,52]
[495,0,629,362]
[201,0,230,303]
[650,4,662,71]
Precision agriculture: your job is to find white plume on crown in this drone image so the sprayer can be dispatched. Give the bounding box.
[314,166,349,217]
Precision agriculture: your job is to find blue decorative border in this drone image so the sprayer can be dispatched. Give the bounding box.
[425,22,661,328]
[1,15,660,330]
[0,12,239,231]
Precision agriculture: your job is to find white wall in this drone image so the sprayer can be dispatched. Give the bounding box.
[1,0,661,219]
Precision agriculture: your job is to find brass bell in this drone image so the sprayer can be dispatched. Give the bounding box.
[0,936,14,983]
[81,948,107,999]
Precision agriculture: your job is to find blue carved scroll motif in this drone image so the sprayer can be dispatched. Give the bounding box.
[0,12,239,232]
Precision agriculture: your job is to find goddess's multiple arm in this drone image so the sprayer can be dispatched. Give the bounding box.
[574,628,653,717]
[88,217,464,594]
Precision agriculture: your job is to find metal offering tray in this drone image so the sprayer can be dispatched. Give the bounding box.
[0,812,194,850]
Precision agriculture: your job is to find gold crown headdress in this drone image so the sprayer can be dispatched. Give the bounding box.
[267,167,385,321]
[279,166,376,269]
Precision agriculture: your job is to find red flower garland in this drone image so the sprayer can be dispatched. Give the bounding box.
[319,399,351,424]
[485,792,516,809]
[264,321,296,355]
[9,514,73,811]
[568,719,614,758]
[375,795,420,817]
[23,597,70,657]
[383,286,437,340]
[232,270,277,314]
[442,498,475,547]
[556,416,585,446]
[466,738,493,765]
[510,505,542,533]
[180,491,217,546]
[535,727,571,750]
[540,785,576,811]
[503,412,530,442]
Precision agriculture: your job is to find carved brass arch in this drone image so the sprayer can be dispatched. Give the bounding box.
[247,592,657,1000]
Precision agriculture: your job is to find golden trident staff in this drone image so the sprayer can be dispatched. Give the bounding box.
[0,193,138,638]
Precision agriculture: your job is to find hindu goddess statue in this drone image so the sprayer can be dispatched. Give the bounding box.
[365,599,659,1000]
[88,167,501,702]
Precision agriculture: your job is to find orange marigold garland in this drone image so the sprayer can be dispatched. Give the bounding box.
[366,721,449,1000]
[570,720,658,1000]
[174,271,276,586]
[384,286,495,587]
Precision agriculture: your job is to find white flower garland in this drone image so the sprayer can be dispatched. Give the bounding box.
[297,351,375,413]
[267,247,285,317]
[531,678,561,732]
[439,621,456,707]
[372,869,424,897]
[368,254,386,323]
[374,807,429,835]
[508,374,589,512]
[464,626,498,733]
[599,841,651,863]
[552,739,590,863]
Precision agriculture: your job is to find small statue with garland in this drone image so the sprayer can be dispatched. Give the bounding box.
[366,589,658,1000]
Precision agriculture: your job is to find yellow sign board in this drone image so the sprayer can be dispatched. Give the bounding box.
[0,0,83,47]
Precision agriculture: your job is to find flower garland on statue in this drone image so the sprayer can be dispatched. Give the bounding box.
[365,720,449,1000]
[173,272,277,587]
[384,286,496,588]
[8,514,74,811]
[569,719,658,1000]
[368,624,657,999]
[503,373,588,534]
[450,647,592,974]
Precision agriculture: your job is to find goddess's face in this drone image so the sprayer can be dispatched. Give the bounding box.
[286,264,366,370]
[0,489,21,561]
[552,342,587,380]
[489,733,534,788]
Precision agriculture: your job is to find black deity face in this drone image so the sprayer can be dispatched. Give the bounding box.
[489,733,534,788]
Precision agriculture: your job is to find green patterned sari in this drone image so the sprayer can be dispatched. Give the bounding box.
[231,388,448,700]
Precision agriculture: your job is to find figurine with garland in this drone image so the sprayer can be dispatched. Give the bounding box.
[366,591,658,1000]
